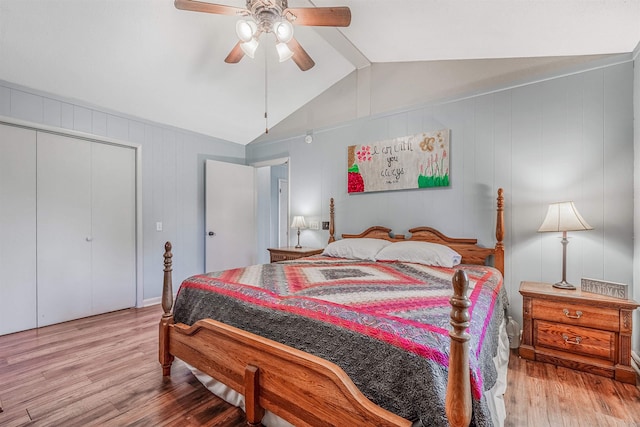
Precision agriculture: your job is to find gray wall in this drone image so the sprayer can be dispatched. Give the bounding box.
[0,80,245,303]
[248,60,636,348]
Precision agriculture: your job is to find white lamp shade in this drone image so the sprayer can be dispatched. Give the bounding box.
[240,38,259,59]
[290,216,306,229]
[538,201,593,232]
[276,42,294,62]
[236,20,257,43]
[273,21,293,43]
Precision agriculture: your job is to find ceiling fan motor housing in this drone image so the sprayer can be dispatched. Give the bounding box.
[248,0,288,33]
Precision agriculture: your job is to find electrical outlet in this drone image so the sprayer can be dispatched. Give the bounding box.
[309,221,319,230]
[156,222,163,232]
[322,221,330,230]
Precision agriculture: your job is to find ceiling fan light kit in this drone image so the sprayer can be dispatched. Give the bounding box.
[240,37,260,59]
[236,19,257,42]
[174,0,352,71]
[273,20,293,43]
[276,42,294,62]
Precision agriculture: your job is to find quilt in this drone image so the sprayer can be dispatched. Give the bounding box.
[173,256,507,426]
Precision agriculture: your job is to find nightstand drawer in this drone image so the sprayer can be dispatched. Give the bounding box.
[271,253,295,262]
[534,320,615,361]
[532,299,619,331]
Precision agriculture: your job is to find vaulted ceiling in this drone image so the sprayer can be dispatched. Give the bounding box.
[1,0,638,145]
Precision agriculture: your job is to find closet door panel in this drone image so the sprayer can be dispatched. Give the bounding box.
[91,143,136,313]
[0,124,37,335]
[37,132,92,327]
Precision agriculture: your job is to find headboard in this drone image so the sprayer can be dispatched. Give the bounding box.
[326,188,505,276]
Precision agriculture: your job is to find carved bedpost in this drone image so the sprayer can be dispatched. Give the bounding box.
[445,270,472,427]
[162,242,174,317]
[159,241,175,376]
[328,197,336,243]
[494,188,505,277]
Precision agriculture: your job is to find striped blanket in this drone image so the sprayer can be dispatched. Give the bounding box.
[173,255,507,426]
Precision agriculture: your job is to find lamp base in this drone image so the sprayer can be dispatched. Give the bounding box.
[294,244,302,249]
[553,281,576,290]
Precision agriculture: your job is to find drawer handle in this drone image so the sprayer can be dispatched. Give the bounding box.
[563,308,583,319]
[562,334,582,345]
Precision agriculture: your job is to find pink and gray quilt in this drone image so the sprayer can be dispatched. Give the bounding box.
[173,255,507,426]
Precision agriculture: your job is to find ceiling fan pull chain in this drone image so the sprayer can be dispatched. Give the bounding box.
[265,51,269,134]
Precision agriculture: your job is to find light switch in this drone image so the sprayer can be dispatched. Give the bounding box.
[156,222,163,232]
[309,221,320,230]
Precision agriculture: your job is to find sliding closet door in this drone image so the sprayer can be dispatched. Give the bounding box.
[37,134,136,326]
[91,143,136,313]
[37,133,93,327]
[0,124,37,335]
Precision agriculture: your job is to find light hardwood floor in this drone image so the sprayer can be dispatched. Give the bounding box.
[0,305,639,426]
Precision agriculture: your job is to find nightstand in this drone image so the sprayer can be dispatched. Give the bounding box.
[519,281,639,384]
[267,247,323,263]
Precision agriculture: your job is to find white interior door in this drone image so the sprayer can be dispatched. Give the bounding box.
[278,179,289,247]
[37,133,93,327]
[91,143,136,314]
[0,124,37,335]
[37,133,136,327]
[205,159,256,272]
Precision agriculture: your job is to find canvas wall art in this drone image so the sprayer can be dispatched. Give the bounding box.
[347,129,450,193]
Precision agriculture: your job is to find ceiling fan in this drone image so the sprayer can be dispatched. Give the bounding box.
[175,0,351,71]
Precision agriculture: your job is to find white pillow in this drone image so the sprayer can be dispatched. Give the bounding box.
[375,241,462,267]
[322,238,392,261]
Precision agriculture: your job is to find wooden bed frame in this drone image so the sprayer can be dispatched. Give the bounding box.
[159,188,504,427]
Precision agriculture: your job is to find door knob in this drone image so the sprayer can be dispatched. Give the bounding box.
[208,231,216,237]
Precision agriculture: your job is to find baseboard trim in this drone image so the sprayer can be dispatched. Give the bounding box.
[142,294,178,308]
[143,297,162,307]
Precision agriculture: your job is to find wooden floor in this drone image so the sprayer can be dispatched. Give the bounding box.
[1,306,639,427]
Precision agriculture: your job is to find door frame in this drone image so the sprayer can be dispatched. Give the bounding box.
[250,156,290,263]
[278,178,289,247]
[0,116,143,308]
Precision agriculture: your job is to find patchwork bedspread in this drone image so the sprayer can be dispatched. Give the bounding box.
[173,256,507,426]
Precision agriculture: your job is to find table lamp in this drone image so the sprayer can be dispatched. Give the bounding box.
[291,216,306,248]
[538,201,593,290]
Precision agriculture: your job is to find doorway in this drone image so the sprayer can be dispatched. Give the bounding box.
[252,157,289,264]
[278,178,289,247]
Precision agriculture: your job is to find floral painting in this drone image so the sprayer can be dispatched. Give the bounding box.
[348,129,450,193]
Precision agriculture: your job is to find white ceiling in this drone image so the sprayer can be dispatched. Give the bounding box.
[0,0,639,145]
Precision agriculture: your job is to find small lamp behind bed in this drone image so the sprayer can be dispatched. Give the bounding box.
[291,215,307,248]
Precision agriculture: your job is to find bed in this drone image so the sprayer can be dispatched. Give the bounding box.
[159,188,506,427]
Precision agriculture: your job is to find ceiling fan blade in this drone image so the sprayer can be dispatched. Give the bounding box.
[174,0,246,16]
[224,42,245,64]
[287,38,315,71]
[283,7,351,27]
